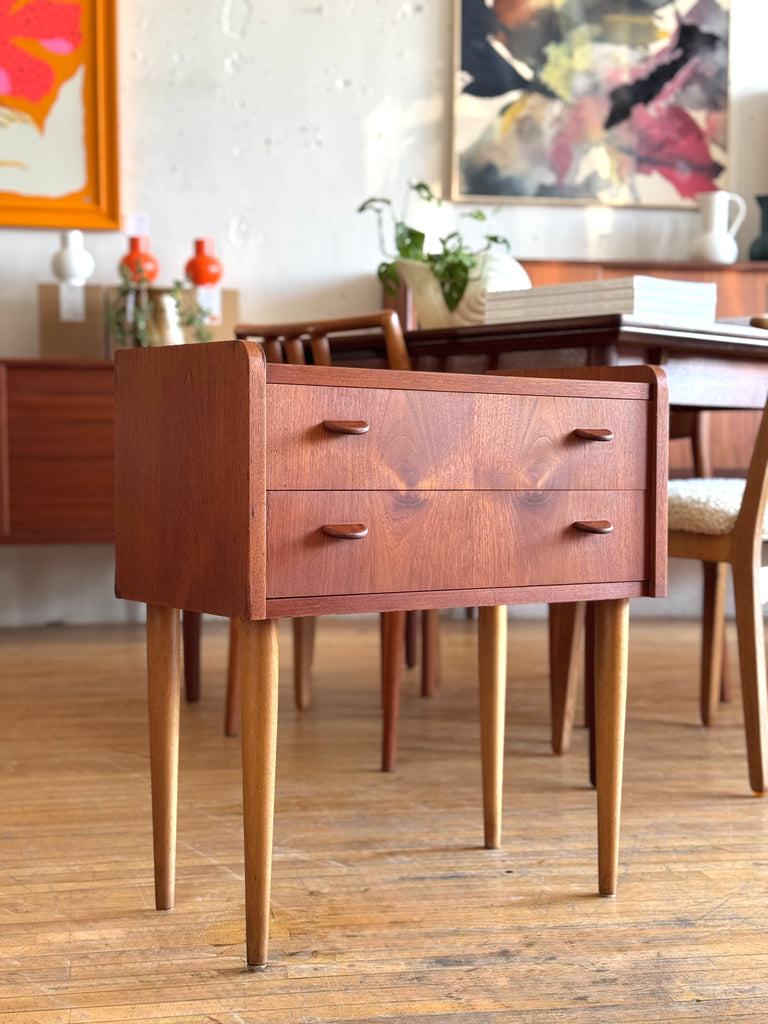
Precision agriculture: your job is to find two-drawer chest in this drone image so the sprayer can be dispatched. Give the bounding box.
[114,341,668,968]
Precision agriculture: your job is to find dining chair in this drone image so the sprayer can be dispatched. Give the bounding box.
[666,397,768,795]
[224,311,439,770]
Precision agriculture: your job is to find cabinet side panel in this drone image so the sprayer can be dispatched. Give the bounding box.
[0,366,8,536]
[648,366,669,596]
[114,342,263,618]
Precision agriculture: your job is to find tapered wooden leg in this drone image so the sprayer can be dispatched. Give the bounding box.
[548,601,585,754]
[240,617,279,969]
[146,604,181,911]
[381,611,406,772]
[293,616,316,711]
[478,605,507,850]
[224,618,241,737]
[182,610,201,703]
[701,562,727,726]
[594,598,629,897]
[732,562,768,795]
[421,608,439,697]
[405,610,418,668]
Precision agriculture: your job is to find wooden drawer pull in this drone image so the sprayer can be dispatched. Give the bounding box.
[573,520,614,535]
[574,428,614,442]
[322,420,370,435]
[321,523,369,540]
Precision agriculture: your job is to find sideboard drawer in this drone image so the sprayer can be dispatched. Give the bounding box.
[266,384,650,491]
[266,490,647,598]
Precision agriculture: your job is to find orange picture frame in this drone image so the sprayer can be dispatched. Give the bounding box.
[0,0,119,229]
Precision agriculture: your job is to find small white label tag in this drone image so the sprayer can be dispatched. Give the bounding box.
[58,283,86,322]
[195,285,222,324]
[123,211,151,236]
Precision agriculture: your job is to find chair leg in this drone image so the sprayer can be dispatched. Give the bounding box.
[594,598,629,897]
[381,611,406,772]
[146,604,181,912]
[701,562,728,726]
[182,609,201,702]
[224,618,242,737]
[293,617,316,711]
[405,610,418,668]
[585,602,597,788]
[732,560,768,795]
[421,608,439,697]
[548,602,585,754]
[478,605,507,849]
[240,618,279,969]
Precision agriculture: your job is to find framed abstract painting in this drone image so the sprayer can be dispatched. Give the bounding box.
[452,0,730,207]
[0,0,119,229]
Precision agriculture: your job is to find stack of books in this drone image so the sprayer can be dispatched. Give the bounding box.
[482,275,718,325]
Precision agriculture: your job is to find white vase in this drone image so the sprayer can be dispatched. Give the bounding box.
[689,191,746,264]
[396,252,531,329]
[50,230,95,285]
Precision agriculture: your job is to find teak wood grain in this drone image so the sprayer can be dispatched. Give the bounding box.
[115,345,667,620]
[0,361,115,543]
[265,489,648,598]
[113,340,668,969]
[267,385,650,491]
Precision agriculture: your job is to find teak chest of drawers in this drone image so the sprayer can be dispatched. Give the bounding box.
[114,341,668,969]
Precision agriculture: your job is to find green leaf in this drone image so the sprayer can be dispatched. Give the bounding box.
[465,209,487,221]
[394,222,425,260]
[357,197,391,213]
[485,234,511,252]
[377,261,400,296]
[435,261,470,311]
[410,181,440,205]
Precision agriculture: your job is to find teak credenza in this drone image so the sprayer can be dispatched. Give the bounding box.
[113,341,668,968]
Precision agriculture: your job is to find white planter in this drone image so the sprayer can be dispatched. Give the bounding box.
[396,252,531,329]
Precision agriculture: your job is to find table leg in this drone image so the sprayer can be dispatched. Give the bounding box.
[478,605,507,850]
[181,609,201,702]
[240,617,279,969]
[146,604,181,911]
[421,608,439,697]
[548,601,585,754]
[224,618,241,737]
[381,611,406,772]
[594,598,629,897]
[293,616,316,712]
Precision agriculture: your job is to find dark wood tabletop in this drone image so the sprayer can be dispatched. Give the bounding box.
[312,315,768,412]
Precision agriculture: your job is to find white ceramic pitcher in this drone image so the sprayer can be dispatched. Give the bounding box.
[689,190,747,264]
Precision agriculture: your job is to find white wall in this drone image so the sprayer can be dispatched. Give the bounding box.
[0,0,765,625]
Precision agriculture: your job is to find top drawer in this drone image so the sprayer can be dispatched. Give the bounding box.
[266,384,649,491]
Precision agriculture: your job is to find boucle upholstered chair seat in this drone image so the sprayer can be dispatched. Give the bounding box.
[668,477,768,539]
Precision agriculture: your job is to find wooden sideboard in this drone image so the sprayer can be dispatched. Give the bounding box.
[0,360,114,543]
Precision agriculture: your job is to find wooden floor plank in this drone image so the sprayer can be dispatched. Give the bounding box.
[2,616,768,1021]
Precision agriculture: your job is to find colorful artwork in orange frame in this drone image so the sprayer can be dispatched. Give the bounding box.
[0,0,119,229]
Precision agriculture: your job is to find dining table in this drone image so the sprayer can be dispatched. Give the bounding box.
[317,313,768,412]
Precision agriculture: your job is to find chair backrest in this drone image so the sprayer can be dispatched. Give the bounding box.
[233,310,410,371]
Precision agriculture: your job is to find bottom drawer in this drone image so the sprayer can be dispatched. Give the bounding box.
[266,490,647,598]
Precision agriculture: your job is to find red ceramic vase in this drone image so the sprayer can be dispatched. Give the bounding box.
[185,237,223,286]
[120,236,160,284]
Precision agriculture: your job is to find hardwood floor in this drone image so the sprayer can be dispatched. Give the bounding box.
[2,615,768,1022]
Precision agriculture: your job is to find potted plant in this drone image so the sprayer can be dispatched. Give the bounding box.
[358,181,529,328]
[106,263,214,349]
